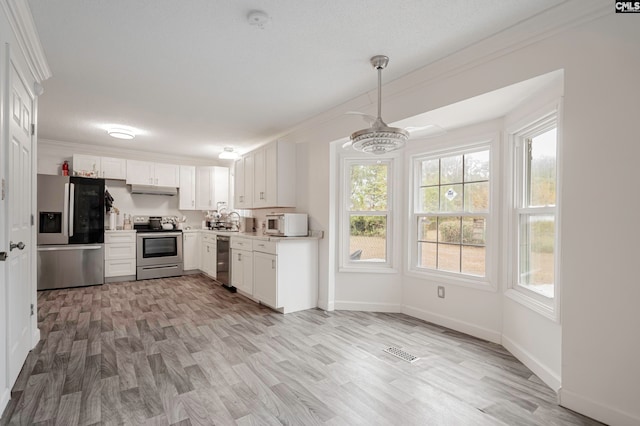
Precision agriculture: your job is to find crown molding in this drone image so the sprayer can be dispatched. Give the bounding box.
[1,0,51,82]
[38,138,228,167]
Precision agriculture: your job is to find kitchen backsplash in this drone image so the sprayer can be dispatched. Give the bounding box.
[104,180,202,229]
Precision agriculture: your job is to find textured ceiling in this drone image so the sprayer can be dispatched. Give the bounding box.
[28,0,564,158]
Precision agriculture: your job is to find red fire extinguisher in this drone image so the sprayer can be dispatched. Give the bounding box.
[62,160,69,176]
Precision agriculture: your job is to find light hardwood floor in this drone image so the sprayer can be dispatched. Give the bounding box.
[1,274,600,425]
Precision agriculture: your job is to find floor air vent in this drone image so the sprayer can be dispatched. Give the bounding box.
[384,346,419,363]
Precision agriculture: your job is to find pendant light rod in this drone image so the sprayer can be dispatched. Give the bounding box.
[370,55,389,121]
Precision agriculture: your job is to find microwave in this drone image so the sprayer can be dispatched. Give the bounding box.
[265,213,308,237]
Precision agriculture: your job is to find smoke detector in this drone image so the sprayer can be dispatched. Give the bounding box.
[247,10,270,28]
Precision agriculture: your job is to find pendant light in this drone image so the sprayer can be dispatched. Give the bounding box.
[349,55,409,155]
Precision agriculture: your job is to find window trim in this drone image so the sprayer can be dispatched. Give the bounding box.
[339,155,396,272]
[407,136,498,291]
[504,101,562,322]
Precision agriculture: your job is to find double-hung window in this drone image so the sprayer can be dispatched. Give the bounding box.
[411,143,492,283]
[513,113,558,299]
[341,158,392,269]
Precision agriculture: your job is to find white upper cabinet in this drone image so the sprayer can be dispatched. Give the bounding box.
[155,163,179,187]
[101,157,127,180]
[196,166,229,210]
[234,153,254,209]
[126,160,179,186]
[73,154,127,180]
[241,140,296,209]
[179,165,196,210]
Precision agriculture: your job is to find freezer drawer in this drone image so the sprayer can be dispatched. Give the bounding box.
[37,244,104,290]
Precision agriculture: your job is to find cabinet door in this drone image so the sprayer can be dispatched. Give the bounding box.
[126,160,154,185]
[253,252,277,308]
[179,166,196,210]
[213,166,229,207]
[253,148,267,208]
[195,167,213,210]
[200,241,216,277]
[72,154,101,177]
[155,163,179,187]
[183,232,200,270]
[101,157,126,180]
[233,158,244,208]
[263,142,278,207]
[231,249,253,294]
[234,155,254,209]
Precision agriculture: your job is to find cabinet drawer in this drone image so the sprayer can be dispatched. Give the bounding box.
[231,237,252,250]
[202,233,217,243]
[105,232,136,244]
[105,243,136,260]
[105,259,136,277]
[252,240,277,255]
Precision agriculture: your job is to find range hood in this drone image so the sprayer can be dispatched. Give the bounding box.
[130,185,177,196]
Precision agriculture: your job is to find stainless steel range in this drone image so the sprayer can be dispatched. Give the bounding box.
[134,216,183,280]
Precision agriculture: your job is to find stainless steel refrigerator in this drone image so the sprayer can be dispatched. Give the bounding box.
[37,174,105,290]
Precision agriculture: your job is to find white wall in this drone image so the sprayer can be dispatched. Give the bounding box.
[283,9,640,425]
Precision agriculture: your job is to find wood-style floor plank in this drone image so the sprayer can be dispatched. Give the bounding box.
[1,274,603,425]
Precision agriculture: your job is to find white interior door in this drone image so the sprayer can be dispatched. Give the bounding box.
[7,62,34,386]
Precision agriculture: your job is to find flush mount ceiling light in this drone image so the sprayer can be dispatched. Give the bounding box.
[346,55,409,155]
[107,128,135,140]
[219,147,239,160]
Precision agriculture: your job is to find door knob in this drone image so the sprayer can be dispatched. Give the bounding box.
[10,241,25,251]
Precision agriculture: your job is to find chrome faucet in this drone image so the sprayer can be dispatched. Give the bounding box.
[227,211,241,231]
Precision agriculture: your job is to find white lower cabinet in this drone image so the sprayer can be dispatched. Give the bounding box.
[104,231,136,281]
[231,248,253,295]
[200,233,217,278]
[253,251,277,308]
[183,231,200,271]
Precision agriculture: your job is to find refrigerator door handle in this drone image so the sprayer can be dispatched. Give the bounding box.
[69,183,75,237]
[63,183,70,237]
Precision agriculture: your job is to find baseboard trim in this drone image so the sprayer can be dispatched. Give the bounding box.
[501,334,561,392]
[31,326,41,347]
[334,300,401,313]
[0,387,9,420]
[402,304,502,344]
[559,388,640,426]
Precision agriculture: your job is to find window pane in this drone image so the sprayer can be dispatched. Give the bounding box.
[464,181,489,212]
[419,187,439,212]
[462,217,486,245]
[464,150,490,182]
[421,159,439,186]
[418,242,437,269]
[462,245,485,276]
[440,184,463,212]
[418,217,437,242]
[438,244,460,273]
[519,214,555,294]
[438,216,461,243]
[349,164,388,211]
[440,155,463,184]
[529,128,557,207]
[349,215,387,262]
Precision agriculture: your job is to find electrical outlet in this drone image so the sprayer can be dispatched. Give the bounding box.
[437,286,445,298]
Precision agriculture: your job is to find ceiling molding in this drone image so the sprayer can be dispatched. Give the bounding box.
[1,0,51,82]
[38,138,230,167]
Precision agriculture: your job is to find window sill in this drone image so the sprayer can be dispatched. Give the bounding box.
[338,266,399,274]
[405,268,497,292]
[504,288,558,322]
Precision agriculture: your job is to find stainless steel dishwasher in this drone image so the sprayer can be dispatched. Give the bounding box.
[215,235,236,292]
